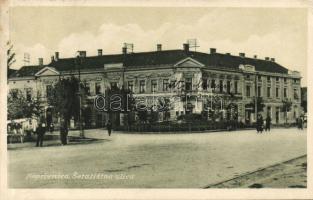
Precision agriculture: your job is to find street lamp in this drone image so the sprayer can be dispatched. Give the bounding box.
[254,72,258,121]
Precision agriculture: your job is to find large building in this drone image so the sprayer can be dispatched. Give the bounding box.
[8,44,302,127]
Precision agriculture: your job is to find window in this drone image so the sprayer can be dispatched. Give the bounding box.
[276,87,279,98]
[246,85,251,97]
[202,78,208,90]
[284,77,287,83]
[267,87,271,98]
[293,79,299,84]
[163,79,169,91]
[151,80,157,92]
[234,81,238,94]
[267,76,271,82]
[211,79,216,90]
[227,81,231,93]
[219,80,223,92]
[95,82,101,95]
[85,83,91,95]
[170,80,176,91]
[276,77,279,82]
[294,88,299,99]
[246,75,250,79]
[258,75,262,81]
[26,88,32,101]
[185,78,192,91]
[257,86,262,97]
[110,82,117,89]
[267,106,271,116]
[139,80,145,93]
[128,81,134,93]
[46,85,53,97]
[283,88,287,98]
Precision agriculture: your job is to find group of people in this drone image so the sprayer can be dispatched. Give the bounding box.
[7,122,25,143]
[35,118,69,147]
[8,116,113,146]
[35,118,113,147]
[256,114,272,133]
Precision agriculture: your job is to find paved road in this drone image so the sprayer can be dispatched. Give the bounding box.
[8,128,306,188]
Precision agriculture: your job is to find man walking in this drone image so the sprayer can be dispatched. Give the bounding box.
[60,120,68,145]
[265,115,271,132]
[36,121,46,147]
[256,114,264,133]
[106,120,112,136]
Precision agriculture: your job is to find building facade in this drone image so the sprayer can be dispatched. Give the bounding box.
[8,44,302,127]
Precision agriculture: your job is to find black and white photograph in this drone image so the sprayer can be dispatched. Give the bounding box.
[0,0,312,199]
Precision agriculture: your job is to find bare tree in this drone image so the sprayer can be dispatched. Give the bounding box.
[7,41,16,77]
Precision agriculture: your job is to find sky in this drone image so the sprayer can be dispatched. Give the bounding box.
[9,7,307,85]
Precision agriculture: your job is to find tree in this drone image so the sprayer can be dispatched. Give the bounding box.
[7,41,16,78]
[282,99,292,124]
[136,104,148,124]
[47,76,83,125]
[158,97,171,121]
[7,90,43,120]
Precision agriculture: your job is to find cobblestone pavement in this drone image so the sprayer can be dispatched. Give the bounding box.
[8,128,306,188]
[205,155,307,188]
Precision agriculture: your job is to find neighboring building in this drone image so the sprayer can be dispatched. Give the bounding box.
[8,44,302,127]
[301,87,307,113]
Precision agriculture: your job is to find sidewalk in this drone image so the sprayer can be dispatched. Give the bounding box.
[7,129,108,149]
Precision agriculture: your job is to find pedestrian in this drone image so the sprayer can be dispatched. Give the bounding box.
[256,114,264,133]
[299,116,303,130]
[60,120,68,145]
[17,123,24,143]
[106,120,112,136]
[36,122,46,147]
[265,115,271,132]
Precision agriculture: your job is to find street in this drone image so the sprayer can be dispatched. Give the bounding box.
[8,128,306,188]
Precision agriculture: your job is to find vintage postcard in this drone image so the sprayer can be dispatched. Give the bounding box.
[0,0,312,199]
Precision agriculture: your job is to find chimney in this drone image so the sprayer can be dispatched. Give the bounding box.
[239,53,245,57]
[51,56,54,62]
[210,48,216,54]
[157,44,162,51]
[183,43,189,52]
[270,58,275,62]
[55,52,59,61]
[254,55,257,59]
[38,58,43,66]
[265,57,270,61]
[79,51,86,58]
[122,47,127,55]
[98,49,103,56]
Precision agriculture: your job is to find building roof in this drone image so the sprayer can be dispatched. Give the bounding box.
[9,65,45,78]
[10,49,289,78]
[8,69,17,77]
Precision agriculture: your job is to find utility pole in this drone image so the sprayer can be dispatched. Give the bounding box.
[76,54,84,138]
[255,72,258,121]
